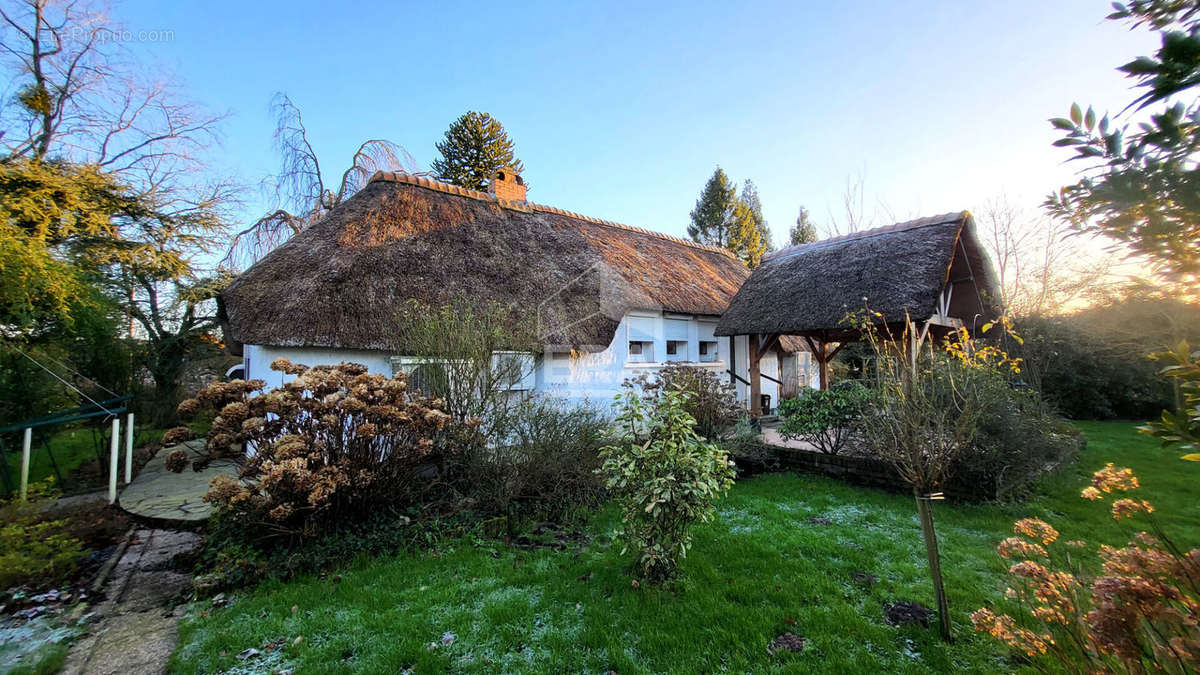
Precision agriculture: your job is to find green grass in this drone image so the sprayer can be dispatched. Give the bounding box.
[2,425,170,495]
[169,423,1199,674]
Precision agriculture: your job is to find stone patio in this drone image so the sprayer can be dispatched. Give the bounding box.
[119,439,237,524]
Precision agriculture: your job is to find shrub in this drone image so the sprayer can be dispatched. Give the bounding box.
[951,378,1083,498]
[1008,312,1175,420]
[1141,340,1200,461]
[179,360,458,541]
[653,365,741,439]
[0,480,84,589]
[777,381,873,455]
[721,417,780,475]
[599,381,735,584]
[463,396,608,535]
[972,465,1199,671]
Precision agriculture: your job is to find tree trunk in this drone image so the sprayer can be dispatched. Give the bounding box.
[915,490,953,641]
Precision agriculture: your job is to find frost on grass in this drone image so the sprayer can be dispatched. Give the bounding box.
[0,615,78,670]
[717,506,764,534]
[424,584,596,670]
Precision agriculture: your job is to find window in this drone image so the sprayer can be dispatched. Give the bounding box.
[699,340,718,362]
[666,340,688,359]
[628,341,654,363]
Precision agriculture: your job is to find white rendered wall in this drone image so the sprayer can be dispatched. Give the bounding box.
[240,312,810,411]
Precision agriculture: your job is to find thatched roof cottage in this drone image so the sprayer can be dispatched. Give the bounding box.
[221,169,814,406]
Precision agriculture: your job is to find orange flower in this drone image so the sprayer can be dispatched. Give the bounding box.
[1092,463,1139,493]
[1014,518,1059,545]
[1111,498,1154,520]
[1081,486,1103,500]
[998,537,1048,559]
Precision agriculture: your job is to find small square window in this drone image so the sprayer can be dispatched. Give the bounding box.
[666,340,687,359]
[628,341,653,362]
[699,341,718,362]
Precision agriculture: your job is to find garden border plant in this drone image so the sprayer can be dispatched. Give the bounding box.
[599,378,735,584]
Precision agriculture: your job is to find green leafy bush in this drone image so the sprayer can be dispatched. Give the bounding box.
[0,480,84,589]
[600,382,735,584]
[653,365,741,439]
[1141,340,1200,461]
[1003,312,1171,417]
[777,381,873,455]
[950,376,1083,499]
[463,396,608,534]
[720,417,780,475]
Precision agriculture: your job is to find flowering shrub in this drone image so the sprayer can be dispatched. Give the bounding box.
[599,380,735,584]
[161,425,193,447]
[971,464,1200,671]
[178,359,457,539]
[777,381,873,455]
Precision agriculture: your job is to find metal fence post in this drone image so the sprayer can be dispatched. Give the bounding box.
[124,413,134,484]
[20,427,32,501]
[108,417,120,504]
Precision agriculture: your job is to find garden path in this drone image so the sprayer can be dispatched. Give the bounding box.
[61,527,200,675]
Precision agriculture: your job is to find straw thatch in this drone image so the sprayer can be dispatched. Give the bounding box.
[222,172,751,353]
[714,212,1000,339]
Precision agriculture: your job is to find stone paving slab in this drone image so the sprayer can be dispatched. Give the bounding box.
[119,439,238,523]
[62,528,200,675]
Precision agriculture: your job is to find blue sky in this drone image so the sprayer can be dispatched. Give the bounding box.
[118,0,1157,246]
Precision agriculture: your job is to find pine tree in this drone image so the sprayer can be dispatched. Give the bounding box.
[729,199,767,267]
[741,179,773,251]
[789,206,820,245]
[432,111,524,190]
[688,167,765,267]
[688,167,738,247]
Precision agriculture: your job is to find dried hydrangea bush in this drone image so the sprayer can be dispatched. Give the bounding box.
[178,359,458,538]
[972,464,1200,672]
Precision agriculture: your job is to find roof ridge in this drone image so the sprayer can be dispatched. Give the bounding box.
[764,211,970,261]
[368,171,737,260]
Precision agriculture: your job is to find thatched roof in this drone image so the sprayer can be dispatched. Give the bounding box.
[222,172,751,353]
[714,212,1000,339]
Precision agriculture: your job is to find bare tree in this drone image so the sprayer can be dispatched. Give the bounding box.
[2,0,240,420]
[822,169,901,238]
[0,0,225,185]
[977,194,1117,316]
[858,316,986,641]
[223,93,417,268]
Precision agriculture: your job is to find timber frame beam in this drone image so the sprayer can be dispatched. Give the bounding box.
[803,334,845,391]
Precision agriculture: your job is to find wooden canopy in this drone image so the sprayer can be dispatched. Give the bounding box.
[714,211,1000,416]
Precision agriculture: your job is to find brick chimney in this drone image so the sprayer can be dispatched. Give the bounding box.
[489,167,527,201]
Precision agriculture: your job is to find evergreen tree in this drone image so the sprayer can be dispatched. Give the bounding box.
[688,167,738,247]
[687,167,765,267]
[741,179,773,251]
[789,206,820,245]
[729,198,767,267]
[432,111,524,191]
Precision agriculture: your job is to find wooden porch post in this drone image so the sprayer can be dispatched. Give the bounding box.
[748,333,780,417]
[749,333,762,417]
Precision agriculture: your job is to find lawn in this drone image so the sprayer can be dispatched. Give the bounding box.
[169,422,1199,673]
[1,425,168,496]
